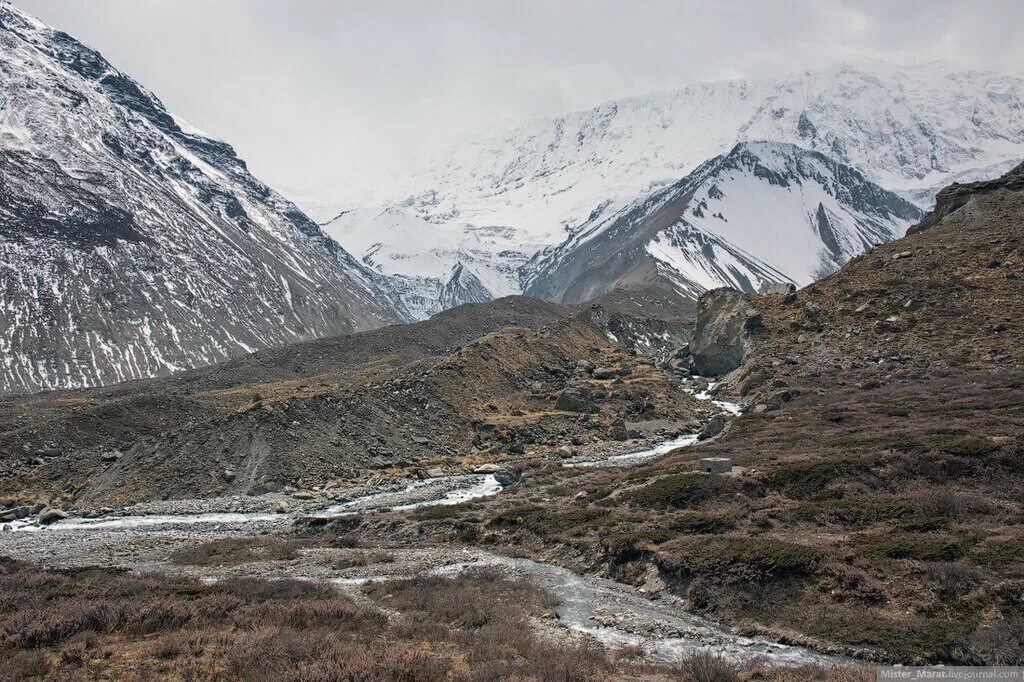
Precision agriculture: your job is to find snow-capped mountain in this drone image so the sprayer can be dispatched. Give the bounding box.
[305,62,1019,315]
[523,141,924,303]
[320,206,524,317]
[392,63,1023,235]
[0,3,406,396]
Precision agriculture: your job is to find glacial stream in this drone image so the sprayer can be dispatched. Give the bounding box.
[0,381,850,668]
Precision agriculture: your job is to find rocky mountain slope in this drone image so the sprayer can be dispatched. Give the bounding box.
[430,162,1024,665]
[524,141,923,303]
[0,2,406,396]
[0,295,706,507]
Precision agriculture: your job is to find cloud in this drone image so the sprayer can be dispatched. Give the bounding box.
[14,0,1024,204]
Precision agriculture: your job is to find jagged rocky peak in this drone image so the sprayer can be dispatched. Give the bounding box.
[0,2,406,396]
[522,141,923,305]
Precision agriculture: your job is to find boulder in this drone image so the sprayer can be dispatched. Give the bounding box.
[101,450,122,462]
[591,367,617,380]
[473,463,503,474]
[274,500,290,514]
[0,506,32,522]
[222,469,237,483]
[555,387,599,413]
[697,414,727,441]
[609,418,630,441]
[759,282,796,295]
[689,288,755,377]
[38,508,68,524]
[803,302,822,319]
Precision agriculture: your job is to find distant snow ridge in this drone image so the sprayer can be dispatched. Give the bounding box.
[0,2,406,395]
[523,141,924,303]
[310,62,1020,314]
[320,207,524,317]
[397,62,1024,236]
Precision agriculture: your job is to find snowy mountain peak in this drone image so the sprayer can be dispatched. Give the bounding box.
[523,140,923,303]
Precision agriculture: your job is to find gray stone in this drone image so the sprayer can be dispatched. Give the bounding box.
[38,508,68,524]
[699,457,732,473]
[803,302,822,319]
[697,414,726,441]
[555,387,599,413]
[101,450,122,462]
[0,506,32,522]
[759,282,796,295]
[690,288,754,377]
[592,367,617,380]
[274,500,290,514]
[473,463,503,474]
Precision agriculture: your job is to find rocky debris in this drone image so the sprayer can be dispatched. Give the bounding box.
[38,508,68,524]
[555,387,599,413]
[697,414,727,441]
[875,316,910,332]
[689,289,754,376]
[608,418,630,441]
[0,505,32,522]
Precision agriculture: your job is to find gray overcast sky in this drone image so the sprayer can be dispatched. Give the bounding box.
[15,1,1024,203]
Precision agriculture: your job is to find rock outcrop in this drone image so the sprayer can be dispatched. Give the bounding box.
[689,288,755,376]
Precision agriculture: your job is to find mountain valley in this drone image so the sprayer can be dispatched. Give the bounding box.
[1,2,1023,678]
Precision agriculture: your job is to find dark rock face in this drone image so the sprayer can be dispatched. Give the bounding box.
[0,4,407,396]
[909,161,1024,235]
[689,288,755,377]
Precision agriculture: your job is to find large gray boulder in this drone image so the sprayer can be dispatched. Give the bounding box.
[689,288,755,377]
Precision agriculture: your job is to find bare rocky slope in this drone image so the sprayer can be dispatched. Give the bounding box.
[0,293,706,507]
[375,163,1024,665]
[0,3,405,397]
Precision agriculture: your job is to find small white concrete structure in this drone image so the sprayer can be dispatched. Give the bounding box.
[699,457,732,473]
